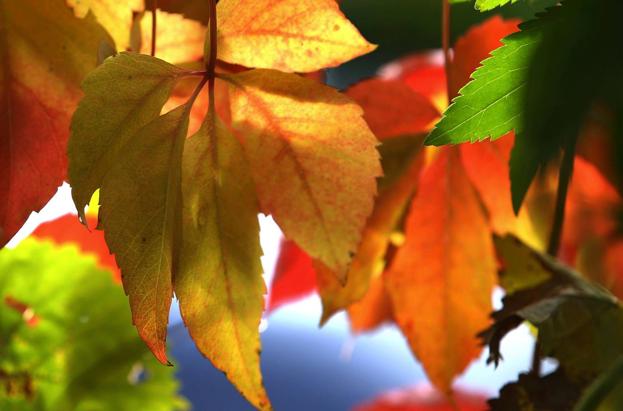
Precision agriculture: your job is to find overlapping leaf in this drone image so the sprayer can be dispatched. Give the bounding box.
[0,0,111,247]
[225,69,381,279]
[216,0,376,72]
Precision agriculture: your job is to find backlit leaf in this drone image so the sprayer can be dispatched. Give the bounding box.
[0,0,111,247]
[140,10,206,64]
[348,275,394,334]
[176,116,270,410]
[225,69,381,279]
[216,0,376,72]
[68,52,186,223]
[98,105,190,365]
[385,149,496,393]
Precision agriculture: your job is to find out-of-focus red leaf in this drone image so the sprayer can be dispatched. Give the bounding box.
[355,385,487,411]
[268,239,317,312]
[449,16,520,98]
[380,51,447,112]
[346,78,440,139]
[31,214,120,282]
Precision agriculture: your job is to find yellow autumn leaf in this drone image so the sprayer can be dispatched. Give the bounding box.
[225,69,381,279]
[98,104,190,364]
[177,115,270,410]
[67,0,144,50]
[141,10,206,64]
[216,0,376,72]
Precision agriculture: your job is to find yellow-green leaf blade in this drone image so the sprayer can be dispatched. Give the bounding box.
[177,117,269,410]
[99,105,190,365]
[226,69,381,279]
[68,52,185,221]
[216,0,376,73]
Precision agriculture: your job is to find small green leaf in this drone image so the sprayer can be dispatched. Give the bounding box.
[0,239,187,411]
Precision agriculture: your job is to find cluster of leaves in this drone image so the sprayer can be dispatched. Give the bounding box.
[270,0,623,409]
[0,239,187,410]
[3,0,623,409]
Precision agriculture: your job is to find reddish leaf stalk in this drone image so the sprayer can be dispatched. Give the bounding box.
[442,0,452,103]
[151,0,158,56]
[207,0,218,95]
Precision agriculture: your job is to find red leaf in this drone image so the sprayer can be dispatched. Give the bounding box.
[355,385,487,411]
[346,78,440,139]
[268,239,317,312]
[31,214,120,282]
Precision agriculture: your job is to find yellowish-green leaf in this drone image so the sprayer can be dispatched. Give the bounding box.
[68,52,186,222]
[225,69,381,279]
[98,105,190,365]
[177,116,270,410]
[67,0,144,50]
[216,0,376,72]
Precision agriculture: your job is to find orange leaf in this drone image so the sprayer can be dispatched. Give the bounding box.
[348,275,393,334]
[268,240,317,312]
[346,78,440,139]
[385,148,496,393]
[216,0,376,72]
[31,214,121,282]
[316,153,424,322]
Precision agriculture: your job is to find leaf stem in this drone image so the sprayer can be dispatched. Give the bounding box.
[441,0,452,104]
[530,135,578,375]
[151,0,158,56]
[207,0,218,96]
[547,136,577,257]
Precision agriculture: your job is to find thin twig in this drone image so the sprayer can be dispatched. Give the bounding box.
[441,0,452,103]
[151,0,158,56]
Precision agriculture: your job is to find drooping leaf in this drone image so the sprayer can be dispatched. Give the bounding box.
[176,116,270,410]
[216,0,376,73]
[0,239,187,411]
[67,0,143,50]
[225,69,381,279]
[30,213,120,282]
[68,52,187,223]
[140,10,206,64]
[268,240,317,312]
[385,148,496,393]
[0,0,111,247]
[346,78,440,139]
[98,105,190,365]
[317,149,424,323]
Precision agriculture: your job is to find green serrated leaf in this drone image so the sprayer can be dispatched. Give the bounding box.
[0,239,187,411]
